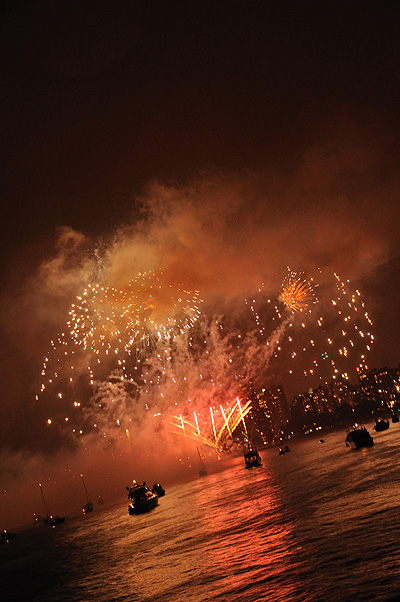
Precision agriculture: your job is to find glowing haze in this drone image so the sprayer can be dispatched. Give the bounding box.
[19,162,393,434]
[1,129,399,528]
[2,2,400,532]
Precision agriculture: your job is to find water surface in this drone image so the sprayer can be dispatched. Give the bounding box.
[2,424,400,601]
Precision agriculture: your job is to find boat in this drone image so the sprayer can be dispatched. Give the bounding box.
[50,516,65,527]
[392,413,399,423]
[345,425,374,449]
[126,482,159,515]
[279,444,291,455]
[34,514,50,525]
[97,495,104,506]
[197,446,207,477]
[34,512,65,526]
[1,530,16,544]
[80,474,94,514]
[244,442,262,468]
[152,483,165,497]
[82,501,93,514]
[38,483,65,526]
[374,418,390,432]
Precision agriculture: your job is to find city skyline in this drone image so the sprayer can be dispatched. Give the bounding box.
[247,361,400,444]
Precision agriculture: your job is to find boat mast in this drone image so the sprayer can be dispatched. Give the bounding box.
[80,474,91,503]
[39,483,50,518]
[196,446,205,470]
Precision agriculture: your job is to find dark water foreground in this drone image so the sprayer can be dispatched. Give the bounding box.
[2,424,400,602]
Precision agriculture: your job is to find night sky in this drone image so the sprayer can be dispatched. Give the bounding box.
[1,1,400,525]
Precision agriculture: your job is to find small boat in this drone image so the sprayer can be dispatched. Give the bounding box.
[126,482,158,515]
[97,495,104,506]
[152,483,165,497]
[319,439,325,444]
[392,413,399,423]
[345,425,374,449]
[38,483,65,526]
[50,516,65,527]
[278,444,291,456]
[34,514,50,525]
[244,442,262,468]
[82,502,93,514]
[197,446,207,477]
[80,474,94,514]
[1,530,16,544]
[374,418,390,432]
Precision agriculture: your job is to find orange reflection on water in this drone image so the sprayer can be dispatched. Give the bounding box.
[192,464,299,601]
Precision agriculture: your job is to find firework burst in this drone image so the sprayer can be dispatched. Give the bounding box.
[38,269,202,437]
[67,284,136,355]
[127,270,202,347]
[37,265,374,446]
[247,269,374,389]
[279,269,317,313]
[65,269,201,361]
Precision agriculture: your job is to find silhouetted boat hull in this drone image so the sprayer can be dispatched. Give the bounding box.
[82,501,94,514]
[244,443,262,468]
[1,530,16,544]
[152,483,165,497]
[50,516,65,527]
[374,418,389,431]
[127,483,158,515]
[345,426,374,449]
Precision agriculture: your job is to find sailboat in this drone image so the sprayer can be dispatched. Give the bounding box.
[80,474,94,514]
[197,446,207,477]
[38,483,65,527]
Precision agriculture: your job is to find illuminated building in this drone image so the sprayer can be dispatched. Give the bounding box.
[357,365,400,410]
[291,378,361,431]
[248,385,292,443]
[328,378,360,409]
[291,391,314,418]
[310,385,335,414]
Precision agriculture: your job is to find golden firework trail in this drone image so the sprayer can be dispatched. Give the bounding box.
[237,397,248,438]
[171,399,252,450]
[210,407,217,442]
[220,404,232,437]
